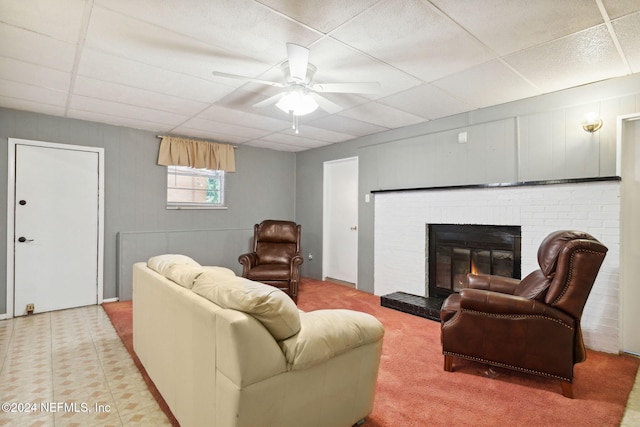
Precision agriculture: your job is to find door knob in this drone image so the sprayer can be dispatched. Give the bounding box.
[18,237,34,243]
[350,226,358,231]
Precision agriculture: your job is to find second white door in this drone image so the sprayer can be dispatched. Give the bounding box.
[323,157,358,285]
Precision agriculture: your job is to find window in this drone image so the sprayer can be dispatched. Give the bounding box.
[166,165,225,209]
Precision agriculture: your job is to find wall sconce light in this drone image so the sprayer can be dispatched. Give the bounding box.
[582,112,603,133]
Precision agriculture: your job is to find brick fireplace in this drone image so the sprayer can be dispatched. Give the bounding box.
[373,178,620,353]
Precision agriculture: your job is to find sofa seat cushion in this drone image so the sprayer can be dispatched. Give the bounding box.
[147,254,200,276]
[245,264,291,281]
[192,274,301,341]
[165,264,236,289]
[279,309,384,371]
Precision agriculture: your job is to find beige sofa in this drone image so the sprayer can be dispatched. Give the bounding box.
[133,255,384,427]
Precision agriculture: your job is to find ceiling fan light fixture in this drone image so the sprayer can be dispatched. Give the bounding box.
[276,87,318,116]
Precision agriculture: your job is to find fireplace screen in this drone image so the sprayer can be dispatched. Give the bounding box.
[428,224,521,297]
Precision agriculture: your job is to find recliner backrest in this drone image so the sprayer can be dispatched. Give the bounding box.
[544,236,607,319]
[253,220,301,264]
[515,231,607,310]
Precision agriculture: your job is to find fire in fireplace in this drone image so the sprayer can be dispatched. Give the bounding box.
[427,224,521,298]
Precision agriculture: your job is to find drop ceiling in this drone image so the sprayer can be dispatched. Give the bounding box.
[1,0,639,152]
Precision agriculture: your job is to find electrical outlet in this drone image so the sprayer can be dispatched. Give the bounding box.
[308,253,313,260]
[26,303,34,313]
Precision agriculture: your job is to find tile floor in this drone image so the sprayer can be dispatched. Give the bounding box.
[0,305,639,427]
[0,305,170,427]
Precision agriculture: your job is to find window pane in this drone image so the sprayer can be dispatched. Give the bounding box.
[167,166,225,207]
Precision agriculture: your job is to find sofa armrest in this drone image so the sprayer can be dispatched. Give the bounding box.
[467,273,520,294]
[279,309,384,371]
[216,309,287,387]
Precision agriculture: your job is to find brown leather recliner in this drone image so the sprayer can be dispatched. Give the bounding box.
[238,220,304,303]
[440,230,608,398]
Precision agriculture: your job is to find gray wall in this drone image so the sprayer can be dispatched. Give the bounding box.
[296,73,640,293]
[0,108,296,312]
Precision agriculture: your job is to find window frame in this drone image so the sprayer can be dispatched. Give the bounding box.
[166,165,227,210]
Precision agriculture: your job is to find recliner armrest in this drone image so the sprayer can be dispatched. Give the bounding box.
[467,274,520,294]
[459,288,574,325]
[238,252,258,275]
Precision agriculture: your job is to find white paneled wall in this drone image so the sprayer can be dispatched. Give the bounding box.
[374,180,620,353]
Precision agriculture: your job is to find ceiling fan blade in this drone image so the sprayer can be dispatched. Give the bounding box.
[310,93,342,114]
[252,92,285,108]
[286,43,309,83]
[312,82,381,94]
[212,71,285,88]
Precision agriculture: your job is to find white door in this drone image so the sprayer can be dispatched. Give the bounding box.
[323,157,358,285]
[620,115,640,355]
[13,143,100,315]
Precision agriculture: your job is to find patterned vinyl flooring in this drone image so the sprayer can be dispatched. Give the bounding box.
[0,305,170,427]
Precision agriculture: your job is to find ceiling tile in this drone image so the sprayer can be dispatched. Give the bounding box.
[432,60,540,108]
[378,83,474,120]
[0,23,77,71]
[307,114,388,136]
[601,0,640,19]
[67,108,174,132]
[94,0,321,66]
[73,76,208,116]
[168,126,252,144]
[303,37,422,99]
[0,0,87,43]
[0,57,71,91]
[70,95,190,126]
[257,0,380,33]
[0,79,67,106]
[612,12,640,73]
[176,117,272,139]
[504,25,629,93]
[85,6,273,81]
[331,0,495,81]
[77,50,234,103]
[260,132,333,149]
[197,105,291,132]
[0,96,66,117]
[340,102,425,128]
[430,0,603,56]
[244,139,305,152]
[282,125,355,143]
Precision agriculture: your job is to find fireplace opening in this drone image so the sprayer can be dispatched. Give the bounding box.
[428,224,521,299]
[380,223,522,321]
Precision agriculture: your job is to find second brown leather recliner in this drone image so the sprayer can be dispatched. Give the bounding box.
[238,220,304,303]
[440,230,608,398]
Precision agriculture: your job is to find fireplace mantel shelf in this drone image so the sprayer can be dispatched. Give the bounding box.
[371,176,620,194]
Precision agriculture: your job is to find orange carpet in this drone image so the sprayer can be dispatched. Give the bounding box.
[103,278,639,427]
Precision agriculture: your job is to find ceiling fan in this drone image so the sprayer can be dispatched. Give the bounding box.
[212,43,381,132]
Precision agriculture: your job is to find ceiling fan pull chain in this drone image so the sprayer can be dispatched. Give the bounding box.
[293,114,299,134]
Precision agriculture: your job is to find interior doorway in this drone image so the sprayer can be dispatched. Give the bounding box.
[323,157,358,287]
[619,113,640,356]
[6,138,104,317]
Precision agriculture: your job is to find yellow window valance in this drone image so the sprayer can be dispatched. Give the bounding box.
[157,136,236,172]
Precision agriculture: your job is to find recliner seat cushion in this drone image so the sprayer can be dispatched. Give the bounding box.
[245,264,291,281]
[192,273,301,341]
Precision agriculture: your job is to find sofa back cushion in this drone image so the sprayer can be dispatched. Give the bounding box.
[165,264,236,289]
[147,254,200,276]
[192,273,301,341]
